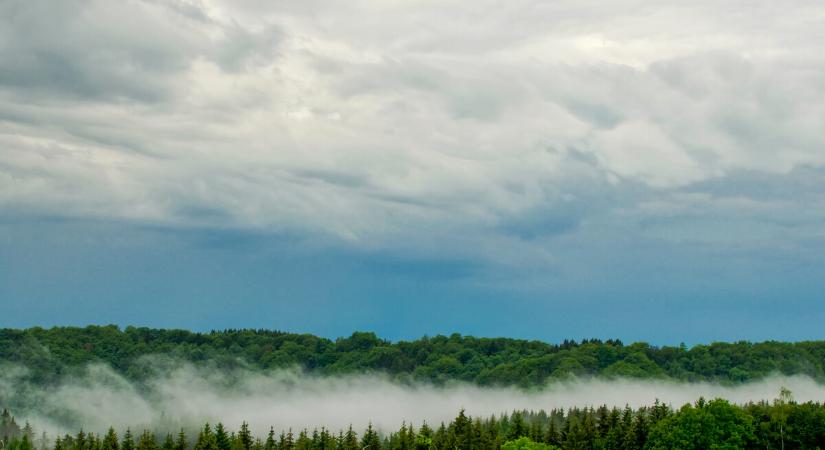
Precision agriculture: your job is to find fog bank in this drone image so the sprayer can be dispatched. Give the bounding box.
[2,362,824,435]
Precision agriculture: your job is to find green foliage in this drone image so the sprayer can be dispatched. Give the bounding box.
[645,398,756,449]
[502,436,559,450]
[3,389,825,450]
[3,326,825,387]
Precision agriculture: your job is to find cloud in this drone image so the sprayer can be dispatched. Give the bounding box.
[4,362,825,437]
[1,0,825,273]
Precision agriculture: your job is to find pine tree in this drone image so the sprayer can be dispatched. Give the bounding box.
[543,419,559,446]
[507,412,527,440]
[174,430,187,450]
[136,431,156,450]
[282,431,294,450]
[360,424,380,450]
[237,424,252,450]
[22,423,34,443]
[293,431,309,450]
[194,425,217,450]
[122,430,135,450]
[528,418,542,443]
[623,411,647,450]
[214,425,229,450]
[161,435,174,450]
[341,426,358,450]
[102,429,119,450]
[74,430,86,450]
[264,428,275,450]
[18,433,34,450]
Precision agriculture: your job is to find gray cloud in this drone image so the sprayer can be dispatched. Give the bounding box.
[1,0,824,272]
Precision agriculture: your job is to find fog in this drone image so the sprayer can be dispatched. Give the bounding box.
[2,362,824,436]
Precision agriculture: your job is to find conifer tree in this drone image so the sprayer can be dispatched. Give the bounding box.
[360,424,380,450]
[213,425,229,450]
[18,433,34,450]
[161,435,174,450]
[264,428,275,450]
[543,419,559,446]
[22,424,34,443]
[74,430,86,450]
[237,424,252,450]
[136,431,156,450]
[528,418,542,443]
[623,412,647,450]
[101,429,118,450]
[341,426,358,450]
[293,431,309,450]
[121,430,134,450]
[507,412,527,441]
[175,430,187,450]
[194,425,217,450]
[413,423,431,450]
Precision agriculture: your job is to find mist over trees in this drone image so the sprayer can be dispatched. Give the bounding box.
[3,392,825,450]
[2,326,825,387]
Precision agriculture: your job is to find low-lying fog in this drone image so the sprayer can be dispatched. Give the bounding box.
[2,362,824,436]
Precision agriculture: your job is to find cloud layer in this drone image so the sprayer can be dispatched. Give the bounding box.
[3,362,824,437]
[3,1,825,246]
[2,1,825,339]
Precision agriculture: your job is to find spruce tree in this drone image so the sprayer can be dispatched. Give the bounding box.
[341,426,358,450]
[360,424,380,450]
[136,431,156,450]
[175,430,187,450]
[507,412,527,440]
[237,424,252,450]
[264,428,275,450]
[194,425,217,450]
[121,429,135,450]
[161,435,174,450]
[102,429,119,450]
[214,425,229,450]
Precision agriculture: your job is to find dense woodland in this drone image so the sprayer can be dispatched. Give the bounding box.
[2,326,825,386]
[2,390,825,449]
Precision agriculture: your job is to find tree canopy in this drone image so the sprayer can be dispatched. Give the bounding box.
[2,326,825,387]
[2,391,824,450]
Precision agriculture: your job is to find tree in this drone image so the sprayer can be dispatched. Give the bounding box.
[194,425,217,450]
[360,424,380,450]
[121,430,134,450]
[237,424,252,450]
[213,425,229,450]
[508,412,527,441]
[501,437,559,450]
[101,429,119,450]
[263,429,275,450]
[136,431,157,450]
[161,435,174,450]
[773,387,793,450]
[175,430,187,450]
[646,398,756,449]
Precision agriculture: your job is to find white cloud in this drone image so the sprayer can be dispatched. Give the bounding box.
[1,0,825,265]
[5,362,824,436]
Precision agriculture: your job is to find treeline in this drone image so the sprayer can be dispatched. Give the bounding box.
[3,391,824,450]
[3,326,825,386]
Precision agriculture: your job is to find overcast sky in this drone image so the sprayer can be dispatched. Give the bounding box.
[2,0,824,343]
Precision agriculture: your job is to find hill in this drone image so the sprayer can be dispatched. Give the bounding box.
[2,326,824,386]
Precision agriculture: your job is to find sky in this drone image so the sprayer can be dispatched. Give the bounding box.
[1,0,824,344]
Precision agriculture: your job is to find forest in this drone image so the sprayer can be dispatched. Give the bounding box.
[2,390,824,450]
[2,326,825,386]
